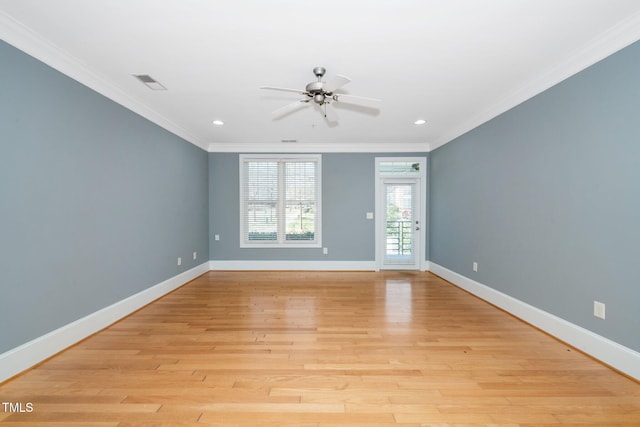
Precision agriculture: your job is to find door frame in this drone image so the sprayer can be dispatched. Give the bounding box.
[375,157,427,271]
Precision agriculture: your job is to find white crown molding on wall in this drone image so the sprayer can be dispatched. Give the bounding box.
[428,262,640,381]
[0,11,210,152]
[429,10,640,151]
[0,262,210,383]
[207,141,431,153]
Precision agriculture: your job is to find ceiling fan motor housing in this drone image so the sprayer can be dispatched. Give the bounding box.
[305,81,324,94]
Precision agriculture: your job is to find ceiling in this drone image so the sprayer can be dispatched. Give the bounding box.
[2,1,640,153]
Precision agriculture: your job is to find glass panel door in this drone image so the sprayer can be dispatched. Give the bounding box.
[382,181,419,269]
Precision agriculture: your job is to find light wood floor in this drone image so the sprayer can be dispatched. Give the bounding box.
[1,271,639,426]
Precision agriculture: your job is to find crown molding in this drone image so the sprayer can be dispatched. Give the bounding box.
[0,10,210,152]
[429,10,640,151]
[207,140,431,153]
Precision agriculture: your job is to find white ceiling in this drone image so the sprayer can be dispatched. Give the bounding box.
[2,1,640,152]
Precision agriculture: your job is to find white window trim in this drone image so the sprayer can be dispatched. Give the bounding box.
[239,154,322,248]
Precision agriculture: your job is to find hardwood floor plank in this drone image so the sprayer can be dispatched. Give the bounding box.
[198,410,396,424]
[0,423,117,427]
[1,271,638,425]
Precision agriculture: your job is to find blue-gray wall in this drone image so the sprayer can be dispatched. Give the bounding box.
[209,152,429,261]
[430,40,640,352]
[0,40,209,354]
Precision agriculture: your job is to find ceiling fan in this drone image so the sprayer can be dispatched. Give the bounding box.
[260,67,381,122]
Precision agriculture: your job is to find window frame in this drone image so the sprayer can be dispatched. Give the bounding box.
[239,154,322,248]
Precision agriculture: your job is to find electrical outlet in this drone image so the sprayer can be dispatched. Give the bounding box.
[473,262,478,272]
[594,301,606,319]
[193,251,197,260]
[366,212,374,219]
[323,247,328,255]
[214,234,220,241]
[177,257,182,266]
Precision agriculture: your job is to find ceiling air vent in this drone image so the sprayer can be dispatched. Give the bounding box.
[281,139,298,143]
[133,74,166,90]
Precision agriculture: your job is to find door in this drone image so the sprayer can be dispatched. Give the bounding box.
[380,180,420,269]
[375,157,426,271]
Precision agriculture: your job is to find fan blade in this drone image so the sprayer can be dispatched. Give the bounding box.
[261,86,307,95]
[272,99,309,117]
[321,103,339,123]
[332,93,381,108]
[323,74,351,93]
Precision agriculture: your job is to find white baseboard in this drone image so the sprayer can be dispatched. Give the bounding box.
[428,262,640,381]
[209,260,376,271]
[0,262,209,383]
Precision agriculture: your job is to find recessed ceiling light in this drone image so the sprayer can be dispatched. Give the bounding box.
[212,120,224,126]
[414,119,427,125]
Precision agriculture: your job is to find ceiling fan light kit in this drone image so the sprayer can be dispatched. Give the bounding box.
[260,67,381,122]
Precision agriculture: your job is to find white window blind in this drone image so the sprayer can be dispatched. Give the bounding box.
[240,154,321,247]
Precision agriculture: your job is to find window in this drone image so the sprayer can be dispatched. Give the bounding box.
[378,161,421,176]
[240,154,321,248]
